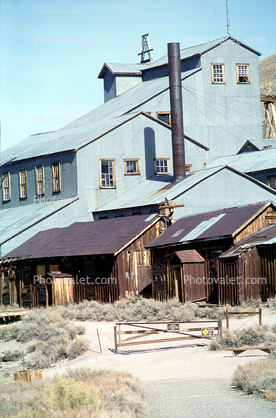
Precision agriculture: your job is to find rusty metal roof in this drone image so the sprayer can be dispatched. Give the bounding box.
[3,214,159,260]
[147,202,271,248]
[219,224,276,258]
[172,250,205,263]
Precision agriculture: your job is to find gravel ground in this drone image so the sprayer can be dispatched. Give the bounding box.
[145,377,276,418]
[2,308,276,417]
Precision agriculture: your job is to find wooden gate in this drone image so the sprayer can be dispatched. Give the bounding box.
[114,320,222,353]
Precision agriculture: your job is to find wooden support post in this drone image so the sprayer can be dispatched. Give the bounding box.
[96,329,102,354]
[218,319,222,336]
[259,303,262,326]
[118,323,121,346]
[226,304,229,329]
[114,325,118,354]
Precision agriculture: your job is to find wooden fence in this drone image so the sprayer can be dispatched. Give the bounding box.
[226,303,262,329]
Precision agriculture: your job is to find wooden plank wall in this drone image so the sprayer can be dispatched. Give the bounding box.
[241,247,262,302]
[52,277,74,306]
[234,206,276,243]
[259,246,276,298]
[218,248,262,305]
[116,220,165,299]
[182,262,207,302]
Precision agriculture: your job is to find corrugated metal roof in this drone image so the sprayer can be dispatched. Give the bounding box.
[0,198,78,245]
[147,202,270,248]
[94,165,276,213]
[99,36,261,77]
[238,139,276,152]
[94,167,218,212]
[207,148,276,173]
[219,224,276,258]
[172,250,205,263]
[0,68,199,166]
[2,214,159,259]
[180,214,226,241]
[98,63,143,78]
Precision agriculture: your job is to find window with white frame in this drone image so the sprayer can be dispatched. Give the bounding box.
[2,172,11,201]
[19,169,27,198]
[35,165,45,195]
[52,162,61,192]
[154,158,169,174]
[100,159,116,188]
[236,64,250,83]
[211,64,225,84]
[124,159,140,175]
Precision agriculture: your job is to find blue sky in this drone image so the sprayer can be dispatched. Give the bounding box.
[1,0,275,152]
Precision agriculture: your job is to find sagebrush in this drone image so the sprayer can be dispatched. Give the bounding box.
[0,368,148,418]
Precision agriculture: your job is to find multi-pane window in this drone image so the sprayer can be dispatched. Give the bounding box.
[35,165,45,195]
[100,159,115,188]
[52,162,61,193]
[211,64,225,84]
[267,175,276,190]
[19,169,27,198]
[236,64,250,83]
[154,158,169,174]
[124,159,140,175]
[2,172,11,201]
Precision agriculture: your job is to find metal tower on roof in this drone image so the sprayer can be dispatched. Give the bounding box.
[138,34,153,63]
[226,0,231,36]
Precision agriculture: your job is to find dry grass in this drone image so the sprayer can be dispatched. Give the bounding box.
[0,308,87,369]
[0,367,148,418]
[232,355,276,395]
[58,296,226,323]
[209,324,276,351]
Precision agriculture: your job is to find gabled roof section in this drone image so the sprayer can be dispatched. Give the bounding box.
[147,202,273,249]
[219,224,276,258]
[238,139,276,153]
[99,36,261,78]
[0,67,199,165]
[0,198,79,246]
[94,165,276,213]
[98,63,143,78]
[207,149,276,173]
[2,214,160,259]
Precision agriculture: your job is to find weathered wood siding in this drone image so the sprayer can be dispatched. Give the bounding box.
[218,247,261,305]
[234,206,276,243]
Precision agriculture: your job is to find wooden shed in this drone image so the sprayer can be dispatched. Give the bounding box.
[1,215,166,307]
[218,224,276,304]
[166,250,206,302]
[148,202,276,304]
[42,272,74,306]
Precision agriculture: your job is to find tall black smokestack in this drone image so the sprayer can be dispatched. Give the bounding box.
[168,42,186,183]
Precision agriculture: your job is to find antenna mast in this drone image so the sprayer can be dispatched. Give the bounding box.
[138,34,153,63]
[226,0,231,36]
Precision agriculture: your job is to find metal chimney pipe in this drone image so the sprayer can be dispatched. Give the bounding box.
[168,42,186,183]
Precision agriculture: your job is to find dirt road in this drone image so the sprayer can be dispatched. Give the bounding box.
[41,310,276,417]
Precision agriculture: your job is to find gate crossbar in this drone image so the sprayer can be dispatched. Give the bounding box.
[114,320,222,353]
